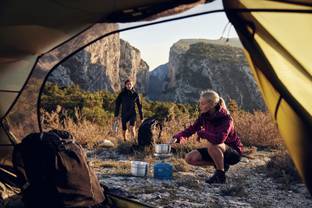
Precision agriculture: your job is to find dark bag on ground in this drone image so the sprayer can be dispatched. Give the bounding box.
[12,129,105,208]
[137,117,162,147]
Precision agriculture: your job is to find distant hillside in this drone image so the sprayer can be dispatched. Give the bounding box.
[147,64,168,100]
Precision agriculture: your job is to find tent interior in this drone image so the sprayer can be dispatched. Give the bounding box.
[0,0,311,204]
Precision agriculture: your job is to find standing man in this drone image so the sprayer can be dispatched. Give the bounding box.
[114,79,143,141]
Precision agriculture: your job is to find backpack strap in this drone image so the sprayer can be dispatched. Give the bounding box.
[148,118,163,140]
[44,131,74,152]
[155,122,163,140]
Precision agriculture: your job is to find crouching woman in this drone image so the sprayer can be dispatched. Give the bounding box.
[170,90,243,184]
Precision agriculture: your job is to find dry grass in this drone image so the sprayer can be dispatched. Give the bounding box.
[232,110,283,148]
[41,110,117,148]
[37,108,284,154]
[91,159,130,169]
[25,106,284,152]
[171,157,191,172]
[90,159,131,175]
[156,109,283,151]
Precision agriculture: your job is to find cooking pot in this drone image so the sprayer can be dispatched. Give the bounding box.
[155,144,171,154]
[131,161,148,177]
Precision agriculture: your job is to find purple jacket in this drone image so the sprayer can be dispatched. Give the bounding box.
[174,107,243,155]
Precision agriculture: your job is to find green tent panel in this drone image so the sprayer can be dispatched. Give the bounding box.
[0,92,18,118]
[0,57,37,91]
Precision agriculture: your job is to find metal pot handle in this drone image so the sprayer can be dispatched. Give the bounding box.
[145,164,148,176]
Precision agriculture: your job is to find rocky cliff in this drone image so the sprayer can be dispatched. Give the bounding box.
[147,39,265,111]
[47,24,149,93]
[119,39,149,94]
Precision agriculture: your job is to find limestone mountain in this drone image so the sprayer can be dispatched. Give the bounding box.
[47,24,149,94]
[45,26,265,111]
[119,39,149,94]
[147,38,265,111]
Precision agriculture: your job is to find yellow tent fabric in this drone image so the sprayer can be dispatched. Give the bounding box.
[223,0,312,193]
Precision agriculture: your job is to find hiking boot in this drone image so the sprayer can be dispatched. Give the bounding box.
[213,163,230,172]
[205,170,226,184]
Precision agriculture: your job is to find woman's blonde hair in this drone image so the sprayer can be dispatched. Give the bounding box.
[200,89,227,111]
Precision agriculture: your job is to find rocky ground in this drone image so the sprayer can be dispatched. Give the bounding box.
[88,148,312,208]
[1,146,311,208]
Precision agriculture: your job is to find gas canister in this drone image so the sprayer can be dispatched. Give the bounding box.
[153,162,173,180]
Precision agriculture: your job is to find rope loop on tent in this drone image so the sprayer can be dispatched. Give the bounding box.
[219,21,230,40]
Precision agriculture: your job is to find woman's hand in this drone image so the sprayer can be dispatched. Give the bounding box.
[179,137,188,144]
[169,136,188,144]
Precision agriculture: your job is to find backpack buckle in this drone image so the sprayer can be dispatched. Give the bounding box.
[57,143,67,151]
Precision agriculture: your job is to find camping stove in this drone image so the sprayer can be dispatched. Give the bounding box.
[153,152,173,180]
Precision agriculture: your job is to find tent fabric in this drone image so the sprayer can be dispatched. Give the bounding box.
[0,0,208,185]
[223,0,312,193]
[0,56,37,120]
[0,0,312,196]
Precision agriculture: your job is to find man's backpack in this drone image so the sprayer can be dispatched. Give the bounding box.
[12,129,105,208]
[137,117,162,147]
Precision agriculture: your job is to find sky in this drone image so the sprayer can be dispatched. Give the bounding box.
[119,0,238,70]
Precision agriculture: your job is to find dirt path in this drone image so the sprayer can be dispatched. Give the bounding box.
[89,149,312,208]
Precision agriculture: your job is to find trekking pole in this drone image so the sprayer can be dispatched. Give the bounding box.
[112,119,118,134]
[168,137,177,145]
